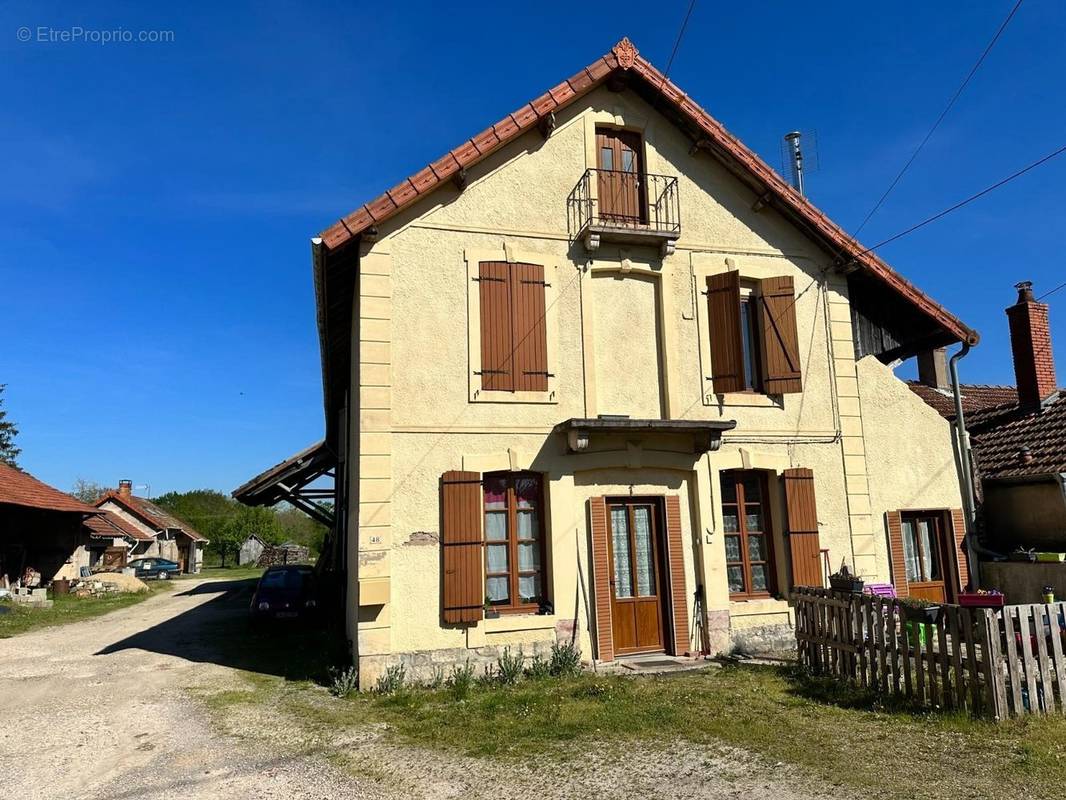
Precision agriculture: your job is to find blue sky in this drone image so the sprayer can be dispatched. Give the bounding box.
[2,1,1064,494]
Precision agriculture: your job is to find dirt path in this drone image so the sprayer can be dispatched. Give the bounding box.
[0,579,842,799]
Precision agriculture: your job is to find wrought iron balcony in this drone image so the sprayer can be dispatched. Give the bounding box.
[567,168,681,257]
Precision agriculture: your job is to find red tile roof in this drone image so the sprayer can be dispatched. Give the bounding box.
[83,509,155,542]
[318,37,978,348]
[967,394,1066,480]
[0,463,99,514]
[96,492,208,542]
[907,382,1019,419]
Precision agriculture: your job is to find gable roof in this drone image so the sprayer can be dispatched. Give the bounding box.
[84,509,155,542]
[318,36,978,349]
[96,492,208,542]
[0,463,99,514]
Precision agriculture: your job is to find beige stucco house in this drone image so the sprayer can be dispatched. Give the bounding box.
[253,38,983,685]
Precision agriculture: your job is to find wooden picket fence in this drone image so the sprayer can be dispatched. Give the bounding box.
[793,587,1066,719]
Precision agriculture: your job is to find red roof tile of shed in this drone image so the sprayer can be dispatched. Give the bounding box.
[83,509,155,542]
[319,37,978,348]
[0,463,99,514]
[907,382,1019,419]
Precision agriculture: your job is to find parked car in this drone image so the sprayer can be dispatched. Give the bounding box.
[250,565,318,624]
[128,558,182,580]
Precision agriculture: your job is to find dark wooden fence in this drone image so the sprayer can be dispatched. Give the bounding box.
[793,588,1066,719]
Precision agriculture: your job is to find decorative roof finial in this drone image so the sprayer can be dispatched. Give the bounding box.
[613,37,638,69]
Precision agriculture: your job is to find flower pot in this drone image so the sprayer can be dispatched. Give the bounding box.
[484,609,500,619]
[829,576,865,593]
[958,592,1005,609]
[901,604,941,624]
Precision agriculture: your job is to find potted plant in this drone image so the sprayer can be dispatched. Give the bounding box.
[829,562,864,594]
[484,597,500,619]
[958,588,1005,609]
[899,596,941,623]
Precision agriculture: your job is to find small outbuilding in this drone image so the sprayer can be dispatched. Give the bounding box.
[238,534,267,565]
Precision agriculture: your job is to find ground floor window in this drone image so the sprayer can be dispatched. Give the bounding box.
[483,472,547,612]
[721,470,775,599]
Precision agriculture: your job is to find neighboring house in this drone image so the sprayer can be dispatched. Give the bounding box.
[244,38,980,685]
[82,508,156,570]
[238,533,267,565]
[911,282,1064,600]
[0,463,100,582]
[94,480,208,573]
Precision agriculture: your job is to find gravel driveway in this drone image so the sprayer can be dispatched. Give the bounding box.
[0,578,839,800]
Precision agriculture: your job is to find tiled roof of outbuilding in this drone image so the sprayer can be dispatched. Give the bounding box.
[967,394,1066,480]
[907,382,1019,419]
[319,36,978,349]
[0,463,98,514]
[83,510,155,542]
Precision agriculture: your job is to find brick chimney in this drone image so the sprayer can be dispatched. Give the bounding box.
[1006,281,1057,409]
[118,479,133,500]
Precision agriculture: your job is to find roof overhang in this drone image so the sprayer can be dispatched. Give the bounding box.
[553,417,736,455]
[233,441,336,527]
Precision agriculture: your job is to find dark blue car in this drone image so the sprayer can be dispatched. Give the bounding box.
[128,557,182,580]
[250,565,318,624]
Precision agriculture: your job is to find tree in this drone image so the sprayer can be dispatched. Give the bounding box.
[70,478,108,504]
[153,489,238,543]
[217,505,284,566]
[0,384,20,468]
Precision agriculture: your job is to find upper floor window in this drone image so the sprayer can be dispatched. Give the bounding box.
[483,472,547,612]
[705,271,803,396]
[477,261,550,393]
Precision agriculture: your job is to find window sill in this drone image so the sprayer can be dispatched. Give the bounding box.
[703,391,782,409]
[470,387,558,405]
[479,612,557,634]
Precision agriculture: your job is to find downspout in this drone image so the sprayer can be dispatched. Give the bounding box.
[949,343,980,587]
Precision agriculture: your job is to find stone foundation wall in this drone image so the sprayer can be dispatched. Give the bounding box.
[729,623,796,656]
[361,638,566,688]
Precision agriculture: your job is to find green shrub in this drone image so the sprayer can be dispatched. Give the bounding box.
[374,663,407,695]
[549,641,582,676]
[496,646,525,685]
[426,666,445,690]
[328,665,359,698]
[525,653,551,680]
[447,661,475,700]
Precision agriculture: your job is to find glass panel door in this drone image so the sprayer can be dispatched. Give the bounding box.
[632,505,656,597]
[610,506,634,598]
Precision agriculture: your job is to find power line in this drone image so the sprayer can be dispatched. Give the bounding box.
[1037,281,1066,302]
[853,0,1024,236]
[851,142,1066,260]
[660,0,697,84]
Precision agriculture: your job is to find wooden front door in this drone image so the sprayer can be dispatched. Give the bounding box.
[596,128,646,225]
[607,499,667,655]
[901,513,949,603]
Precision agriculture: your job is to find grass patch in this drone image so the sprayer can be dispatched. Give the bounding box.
[207,663,1066,799]
[0,584,167,638]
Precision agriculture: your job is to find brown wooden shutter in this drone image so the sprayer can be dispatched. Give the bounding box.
[886,510,910,598]
[589,497,614,661]
[706,271,745,394]
[512,262,549,392]
[783,468,823,588]
[758,275,803,394]
[478,261,513,392]
[441,470,484,623]
[949,508,970,592]
[664,495,691,656]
